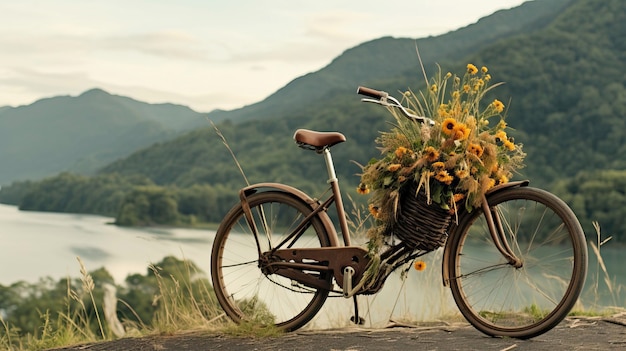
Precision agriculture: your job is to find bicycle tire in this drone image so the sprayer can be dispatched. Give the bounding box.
[211,191,332,331]
[447,187,587,339]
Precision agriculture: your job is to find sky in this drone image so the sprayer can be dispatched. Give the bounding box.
[0,0,529,113]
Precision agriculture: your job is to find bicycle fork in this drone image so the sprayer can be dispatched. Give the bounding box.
[480,192,523,268]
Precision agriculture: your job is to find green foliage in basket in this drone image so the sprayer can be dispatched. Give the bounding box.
[358,64,526,250]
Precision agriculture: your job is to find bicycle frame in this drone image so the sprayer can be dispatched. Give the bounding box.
[239,133,530,298]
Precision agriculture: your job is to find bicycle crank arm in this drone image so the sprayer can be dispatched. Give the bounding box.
[269,247,370,292]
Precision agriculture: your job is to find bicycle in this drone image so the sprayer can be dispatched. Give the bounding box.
[210,86,588,339]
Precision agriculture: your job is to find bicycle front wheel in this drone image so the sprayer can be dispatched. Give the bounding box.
[211,191,332,331]
[447,187,587,339]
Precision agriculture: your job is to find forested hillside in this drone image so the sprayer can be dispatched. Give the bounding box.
[0,89,208,184]
[2,0,625,240]
[206,0,571,123]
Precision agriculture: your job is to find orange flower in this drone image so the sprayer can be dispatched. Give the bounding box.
[435,170,454,185]
[441,118,456,135]
[453,193,466,203]
[368,204,381,219]
[455,169,469,179]
[423,146,440,162]
[432,161,446,169]
[387,163,401,172]
[356,183,370,195]
[414,260,427,271]
[394,146,410,158]
[468,143,484,157]
[452,123,470,141]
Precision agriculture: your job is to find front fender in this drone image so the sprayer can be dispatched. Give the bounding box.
[441,180,530,287]
[239,182,340,247]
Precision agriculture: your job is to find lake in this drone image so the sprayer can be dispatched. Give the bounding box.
[1,203,623,327]
[0,203,213,285]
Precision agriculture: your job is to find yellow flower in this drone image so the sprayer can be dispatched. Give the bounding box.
[357,183,370,195]
[442,118,457,135]
[430,84,438,93]
[414,260,427,271]
[495,131,507,142]
[468,143,484,157]
[432,161,446,169]
[481,66,488,74]
[467,63,478,75]
[497,119,507,129]
[455,169,469,179]
[368,204,381,219]
[498,174,509,184]
[463,84,471,93]
[452,123,470,141]
[453,193,466,203]
[394,146,409,158]
[423,146,440,162]
[387,163,401,172]
[492,99,505,113]
[435,170,454,185]
[484,74,491,81]
[504,140,516,151]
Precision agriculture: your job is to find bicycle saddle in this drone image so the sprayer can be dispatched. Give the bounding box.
[293,129,346,151]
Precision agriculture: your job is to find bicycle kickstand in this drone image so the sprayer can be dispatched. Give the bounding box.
[350,295,365,325]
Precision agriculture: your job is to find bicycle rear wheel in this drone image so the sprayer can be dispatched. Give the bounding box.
[211,191,332,331]
[447,187,587,339]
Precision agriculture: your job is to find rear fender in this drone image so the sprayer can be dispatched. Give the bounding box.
[239,182,340,247]
[441,180,530,287]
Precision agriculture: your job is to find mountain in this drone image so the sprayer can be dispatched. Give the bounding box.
[89,0,626,238]
[0,88,209,184]
[207,0,572,123]
[0,0,569,186]
[4,0,625,238]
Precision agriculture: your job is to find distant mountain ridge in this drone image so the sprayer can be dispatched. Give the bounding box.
[0,0,571,186]
[4,0,626,239]
[0,88,208,184]
[207,0,572,123]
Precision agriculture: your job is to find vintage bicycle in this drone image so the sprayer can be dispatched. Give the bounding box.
[210,86,588,339]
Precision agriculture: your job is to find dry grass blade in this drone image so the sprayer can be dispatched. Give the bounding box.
[209,118,250,186]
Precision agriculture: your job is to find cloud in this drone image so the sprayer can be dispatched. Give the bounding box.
[99,31,211,61]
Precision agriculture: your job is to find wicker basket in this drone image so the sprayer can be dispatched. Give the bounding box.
[392,182,452,251]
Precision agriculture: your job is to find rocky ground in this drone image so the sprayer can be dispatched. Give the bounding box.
[48,315,626,351]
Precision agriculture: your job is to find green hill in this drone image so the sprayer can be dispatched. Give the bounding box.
[0,89,209,184]
[2,0,625,239]
[207,0,572,123]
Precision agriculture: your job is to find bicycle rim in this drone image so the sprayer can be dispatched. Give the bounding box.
[211,191,332,331]
[448,187,587,339]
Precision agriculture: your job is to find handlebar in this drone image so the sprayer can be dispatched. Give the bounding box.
[357,86,435,125]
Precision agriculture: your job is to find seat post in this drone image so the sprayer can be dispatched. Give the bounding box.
[322,147,351,246]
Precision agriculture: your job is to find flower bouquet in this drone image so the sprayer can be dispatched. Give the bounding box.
[358,64,526,252]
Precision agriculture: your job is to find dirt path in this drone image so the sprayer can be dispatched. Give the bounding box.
[48,316,626,351]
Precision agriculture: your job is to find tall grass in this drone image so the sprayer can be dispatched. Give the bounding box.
[0,256,232,351]
[1,204,624,350]
[148,260,225,333]
[575,221,625,315]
